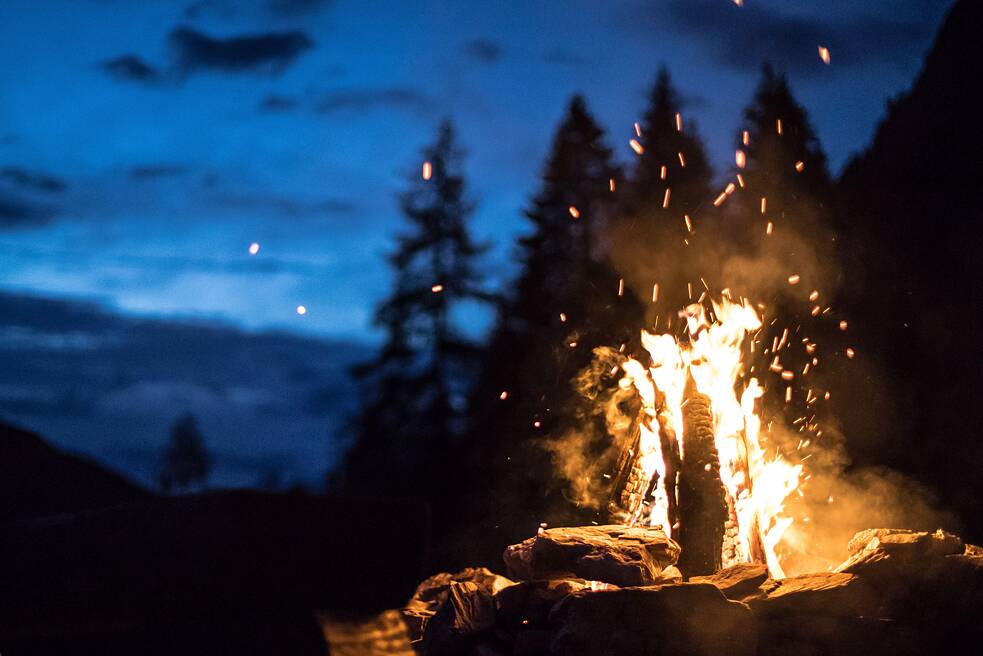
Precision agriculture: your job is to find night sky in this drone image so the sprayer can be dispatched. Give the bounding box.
[0,0,953,487]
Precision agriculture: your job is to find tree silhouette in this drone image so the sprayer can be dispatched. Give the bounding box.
[610,67,715,315]
[331,120,490,501]
[462,96,638,564]
[632,67,713,215]
[728,64,841,426]
[158,413,210,493]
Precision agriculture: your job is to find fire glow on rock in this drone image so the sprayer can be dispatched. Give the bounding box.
[620,293,802,578]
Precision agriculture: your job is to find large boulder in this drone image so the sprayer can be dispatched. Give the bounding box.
[548,583,756,656]
[503,525,680,587]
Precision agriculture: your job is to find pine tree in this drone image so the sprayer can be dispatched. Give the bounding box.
[159,413,210,493]
[331,120,489,500]
[738,63,832,238]
[632,67,713,216]
[462,96,637,563]
[731,64,840,424]
[609,67,714,317]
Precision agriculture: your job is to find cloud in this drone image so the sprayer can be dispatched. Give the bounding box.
[0,194,56,228]
[543,47,587,67]
[1,167,68,193]
[461,38,502,63]
[128,164,191,180]
[169,26,314,75]
[259,93,300,112]
[206,191,358,218]
[314,87,431,114]
[654,0,933,78]
[0,289,363,487]
[98,55,161,83]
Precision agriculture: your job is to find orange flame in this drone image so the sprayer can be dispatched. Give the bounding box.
[620,295,801,577]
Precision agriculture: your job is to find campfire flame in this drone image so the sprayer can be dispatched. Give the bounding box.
[620,294,802,577]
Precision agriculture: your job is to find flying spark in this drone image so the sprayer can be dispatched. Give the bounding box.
[248,242,260,255]
[422,161,432,180]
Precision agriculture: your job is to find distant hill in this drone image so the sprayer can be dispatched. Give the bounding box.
[0,419,151,523]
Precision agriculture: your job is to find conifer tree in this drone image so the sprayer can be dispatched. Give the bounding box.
[463,96,638,562]
[331,120,489,499]
[732,64,839,423]
[159,413,210,493]
[633,67,713,216]
[609,68,714,316]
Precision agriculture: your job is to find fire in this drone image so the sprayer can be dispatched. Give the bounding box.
[619,295,802,577]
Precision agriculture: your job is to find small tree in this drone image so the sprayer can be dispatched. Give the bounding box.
[159,413,210,493]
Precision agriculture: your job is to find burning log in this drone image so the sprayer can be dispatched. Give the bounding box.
[676,384,729,577]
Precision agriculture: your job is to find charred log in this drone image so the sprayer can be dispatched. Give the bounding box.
[676,386,728,577]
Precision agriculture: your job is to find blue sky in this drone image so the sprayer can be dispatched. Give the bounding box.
[1,0,951,340]
[0,0,955,486]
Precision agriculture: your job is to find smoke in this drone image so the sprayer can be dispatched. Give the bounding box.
[543,346,637,511]
[769,416,957,575]
[542,195,959,575]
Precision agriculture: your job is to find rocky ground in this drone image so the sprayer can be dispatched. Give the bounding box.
[371,526,983,655]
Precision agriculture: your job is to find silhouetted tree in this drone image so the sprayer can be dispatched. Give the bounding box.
[729,64,841,425]
[632,67,713,215]
[331,120,490,502]
[462,96,639,565]
[610,67,715,315]
[159,413,210,493]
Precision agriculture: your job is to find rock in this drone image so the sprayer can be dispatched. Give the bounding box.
[320,609,416,656]
[400,608,431,644]
[407,567,515,614]
[494,579,588,631]
[690,563,769,600]
[503,525,680,587]
[756,615,920,656]
[549,583,756,656]
[421,582,496,656]
[512,629,554,655]
[658,565,683,583]
[747,572,882,619]
[839,528,963,576]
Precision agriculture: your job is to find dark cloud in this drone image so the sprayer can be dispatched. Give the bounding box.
[129,164,191,180]
[99,55,161,83]
[314,87,431,114]
[259,93,300,112]
[0,290,363,487]
[0,195,56,227]
[1,167,68,193]
[169,26,314,75]
[543,47,587,67]
[461,38,502,63]
[655,0,933,78]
